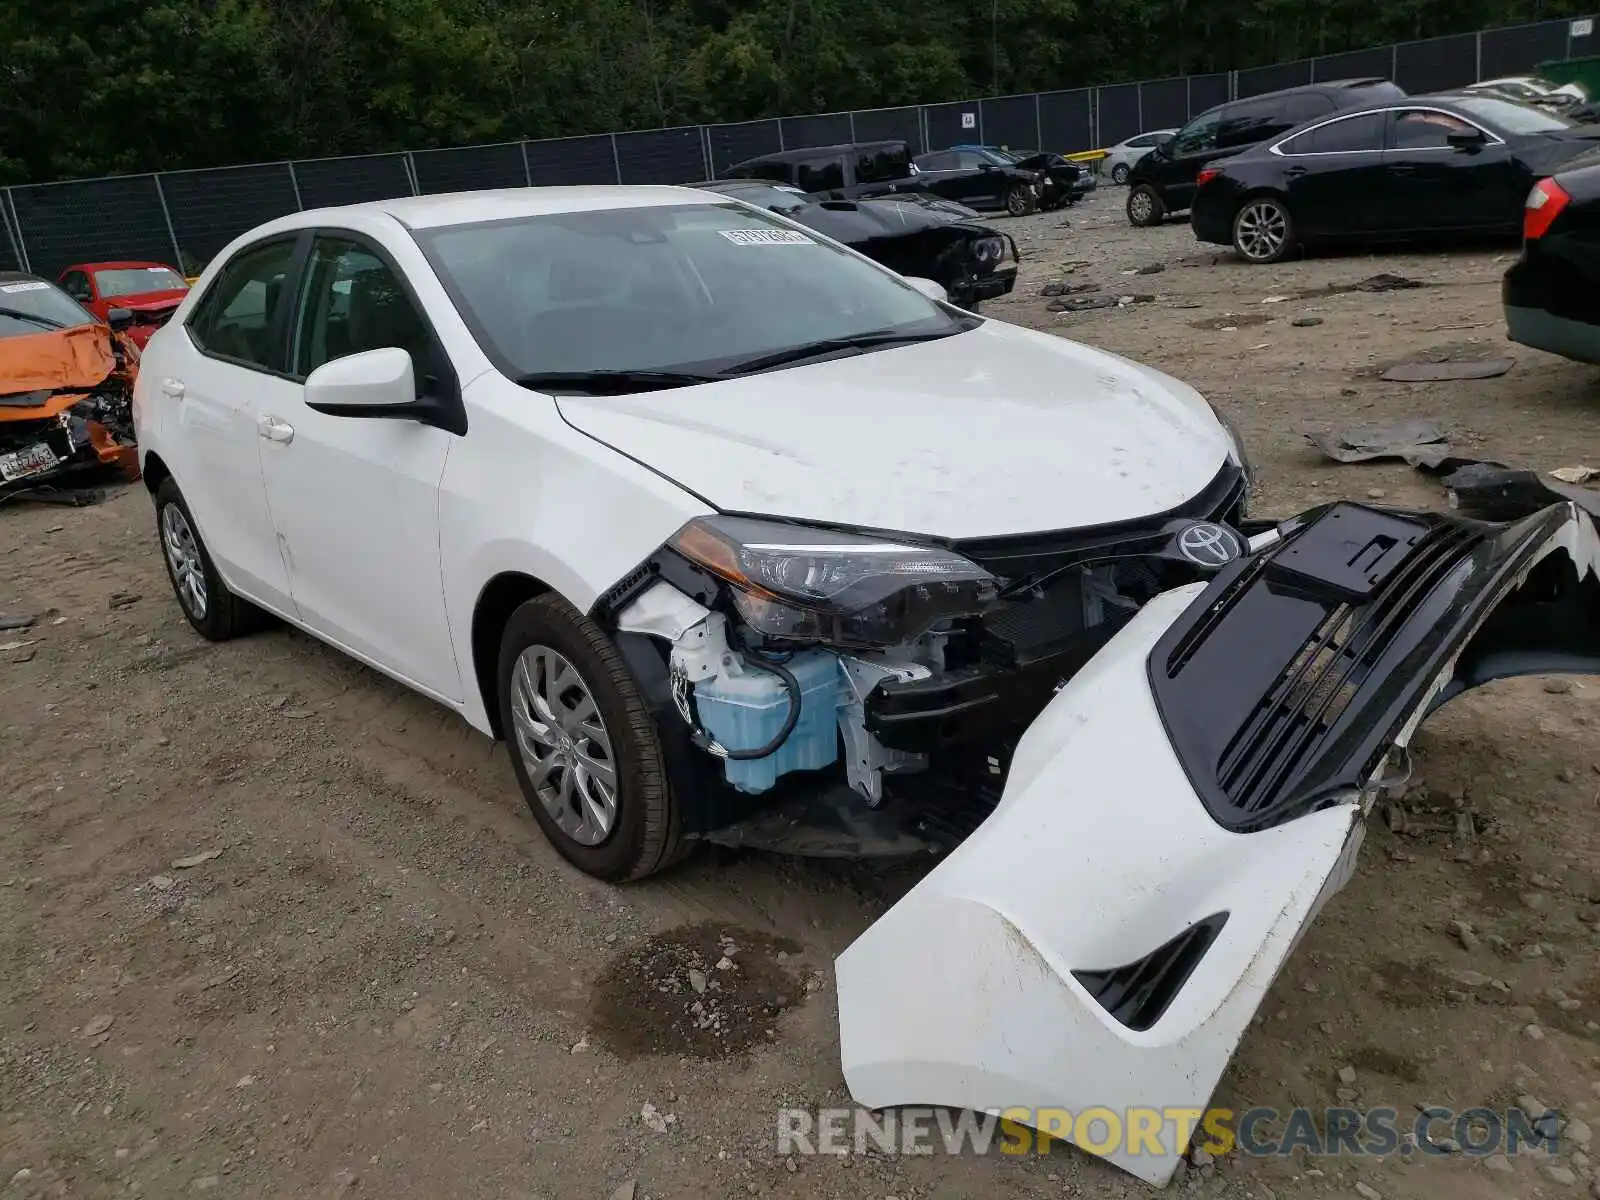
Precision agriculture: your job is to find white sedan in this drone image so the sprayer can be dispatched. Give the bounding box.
[133,185,1598,1184]
[1100,128,1178,184]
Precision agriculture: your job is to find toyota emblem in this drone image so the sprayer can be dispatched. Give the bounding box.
[1176,522,1240,568]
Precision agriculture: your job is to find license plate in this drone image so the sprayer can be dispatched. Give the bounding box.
[0,441,61,482]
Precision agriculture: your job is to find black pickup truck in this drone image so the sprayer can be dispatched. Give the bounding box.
[725,139,1045,216]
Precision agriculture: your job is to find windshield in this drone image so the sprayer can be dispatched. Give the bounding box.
[93,266,187,297]
[415,202,964,380]
[1452,94,1578,134]
[0,279,95,339]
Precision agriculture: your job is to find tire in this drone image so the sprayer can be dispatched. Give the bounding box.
[1126,184,1166,227]
[1112,163,1130,185]
[154,476,265,641]
[497,593,686,882]
[1004,183,1035,217]
[1232,195,1295,264]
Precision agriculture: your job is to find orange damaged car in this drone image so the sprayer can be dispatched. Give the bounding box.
[0,271,141,494]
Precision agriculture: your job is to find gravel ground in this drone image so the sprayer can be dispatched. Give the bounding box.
[2,189,1599,1200]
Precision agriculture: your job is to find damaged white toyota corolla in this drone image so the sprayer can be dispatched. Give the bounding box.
[134,187,1600,1185]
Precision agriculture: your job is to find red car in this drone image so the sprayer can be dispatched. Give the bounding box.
[57,261,189,348]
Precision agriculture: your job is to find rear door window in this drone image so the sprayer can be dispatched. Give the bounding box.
[795,155,846,192]
[1215,98,1289,149]
[1279,111,1387,154]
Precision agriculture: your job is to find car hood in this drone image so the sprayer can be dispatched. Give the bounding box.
[790,198,997,242]
[553,321,1233,540]
[0,325,115,399]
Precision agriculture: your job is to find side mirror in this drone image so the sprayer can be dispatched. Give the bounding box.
[304,346,467,434]
[106,307,133,331]
[904,276,949,304]
[1447,129,1487,151]
[977,161,995,172]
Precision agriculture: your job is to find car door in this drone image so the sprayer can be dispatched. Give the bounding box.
[1270,110,1390,238]
[1382,107,1515,233]
[952,151,1007,207]
[255,230,463,699]
[167,235,303,614]
[1153,109,1225,209]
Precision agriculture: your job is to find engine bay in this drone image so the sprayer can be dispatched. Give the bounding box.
[598,465,1252,854]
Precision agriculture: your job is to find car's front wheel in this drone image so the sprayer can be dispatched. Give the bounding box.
[1112,163,1130,185]
[1126,184,1166,227]
[1004,183,1036,217]
[154,477,265,640]
[498,593,686,881]
[1232,196,1294,264]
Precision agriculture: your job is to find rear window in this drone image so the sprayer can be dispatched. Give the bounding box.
[795,154,846,193]
[855,144,910,184]
[93,266,187,297]
[729,159,794,185]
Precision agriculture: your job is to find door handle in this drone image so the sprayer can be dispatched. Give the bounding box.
[1283,166,1308,178]
[257,415,295,445]
[161,378,185,399]
[1388,164,1417,175]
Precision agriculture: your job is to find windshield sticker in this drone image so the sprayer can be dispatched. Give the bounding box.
[718,229,815,246]
[0,281,51,294]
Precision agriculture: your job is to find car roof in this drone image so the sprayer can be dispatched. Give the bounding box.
[0,270,50,286]
[283,185,729,232]
[64,260,177,272]
[730,141,906,165]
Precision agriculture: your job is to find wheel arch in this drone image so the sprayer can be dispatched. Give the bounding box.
[141,449,172,495]
[471,571,554,739]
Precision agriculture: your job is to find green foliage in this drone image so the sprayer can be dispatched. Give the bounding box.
[0,0,1588,183]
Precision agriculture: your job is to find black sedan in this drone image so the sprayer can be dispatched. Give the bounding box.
[1504,159,1600,362]
[948,145,1092,208]
[693,179,1018,310]
[1191,93,1600,263]
[909,148,1046,215]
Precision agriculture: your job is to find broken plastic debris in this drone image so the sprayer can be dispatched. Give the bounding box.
[1380,359,1514,383]
[1354,273,1424,293]
[1305,420,1495,473]
[1550,465,1599,485]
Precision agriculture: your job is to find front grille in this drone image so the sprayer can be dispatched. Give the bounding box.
[953,462,1246,581]
[1073,913,1228,1031]
[1212,524,1477,817]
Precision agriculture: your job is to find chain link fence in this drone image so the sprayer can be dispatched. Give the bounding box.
[3,16,1592,279]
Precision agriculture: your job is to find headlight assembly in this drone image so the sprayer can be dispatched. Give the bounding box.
[970,236,1004,265]
[669,516,998,647]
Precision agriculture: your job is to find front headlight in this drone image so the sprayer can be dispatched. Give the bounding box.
[970,235,1004,265]
[669,516,998,647]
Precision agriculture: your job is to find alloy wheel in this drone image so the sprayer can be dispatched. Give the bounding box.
[510,645,619,846]
[161,503,208,620]
[1006,187,1028,216]
[1129,191,1153,222]
[1235,199,1288,262]
[1112,164,1130,184]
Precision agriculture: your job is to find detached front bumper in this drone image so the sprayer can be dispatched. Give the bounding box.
[837,501,1600,1185]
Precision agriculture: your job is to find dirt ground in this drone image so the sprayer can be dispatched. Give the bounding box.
[3,189,1600,1200]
